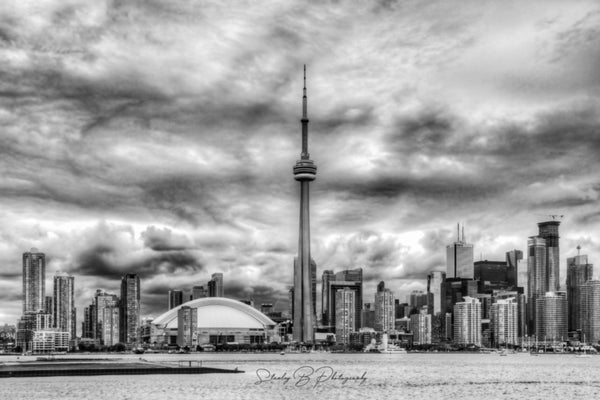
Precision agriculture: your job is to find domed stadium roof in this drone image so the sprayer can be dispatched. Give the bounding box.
[152,297,276,330]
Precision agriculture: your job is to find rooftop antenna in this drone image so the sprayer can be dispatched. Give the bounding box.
[577,245,581,256]
[462,225,465,242]
[457,223,460,242]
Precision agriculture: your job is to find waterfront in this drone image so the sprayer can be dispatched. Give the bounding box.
[2,353,600,399]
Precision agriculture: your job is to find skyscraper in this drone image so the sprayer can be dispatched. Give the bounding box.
[535,291,567,343]
[581,280,600,343]
[321,270,334,325]
[374,282,395,333]
[566,248,593,332]
[446,224,474,279]
[490,298,518,347]
[410,306,432,345]
[427,271,446,315]
[453,297,481,346]
[53,272,75,340]
[325,269,363,331]
[528,220,561,336]
[335,288,355,345]
[208,273,224,297]
[23,248,45,314]
[293,66,318,343]
[94,290,119,346]
[538,221,560,292]
[168,290,183,310]
[120,274,140,344]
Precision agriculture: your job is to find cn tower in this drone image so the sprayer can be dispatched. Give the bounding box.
[293,65,317,343]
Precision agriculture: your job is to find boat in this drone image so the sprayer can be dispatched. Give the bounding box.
[499,349,508,356]
[379,347,408,354]
[576,334,592,358]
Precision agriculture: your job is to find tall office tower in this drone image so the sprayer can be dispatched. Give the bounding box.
[208,273,224,297]
[45,296,53,315]
[474,260,516,293]
[23,248,45,313]
[535,291,567,343]
[538,221,561,292]
[321,270,334,325]
[506,250,523,288]
[453,297,481,346]
[410,306,432,345]
[408,290,429,311]
[177,305,198,347]
[168,290,183,310]
[427,271,446,315]
[446,224,474,279]
[527,236,547,335]
[566,248,593,332]
[326,269,363,331]
[361,303,375,329]
[94,290,119,345]
[292,66,318,344]
[490,298,518,347]
[192,285,208,300]
[335,288,355,345]
[581,280,600,343]
[441,278,478,314]
[53,272,76,339]
[374,282,395,332]
[83,305,95,338]
[120,274,140,344]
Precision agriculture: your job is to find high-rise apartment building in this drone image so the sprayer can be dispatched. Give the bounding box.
[53,272,75,340]
[566,250,593,332]
[446,224,474,279]
[506,250,523,289]
[453,297,481,346]
[321,270,334,325]
[490,298,518,346]
[427,271,446,315]
[208,273,224,297]
[528,220,561,336]
[535,291,567,343]
[168,290,183,310]
[120,274,140,344]
[335,288,355,345]
[361,303,375,329]
[374,281,395,332]
[581,280,600,343]
[23,249,45,314]
[324,269,363,331]
[94,290,119,346]
[410,306,432,345]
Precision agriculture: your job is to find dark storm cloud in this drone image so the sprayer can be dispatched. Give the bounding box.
[141,226,194,251]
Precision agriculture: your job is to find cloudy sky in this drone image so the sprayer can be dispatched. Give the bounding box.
[1,0,599,329]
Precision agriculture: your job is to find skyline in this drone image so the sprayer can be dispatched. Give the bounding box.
[1,0,600,326]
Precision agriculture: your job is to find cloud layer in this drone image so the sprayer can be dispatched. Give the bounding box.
[1,0,599,327]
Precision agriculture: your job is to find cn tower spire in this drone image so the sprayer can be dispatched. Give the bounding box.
[293,65,317,344]
[301,64,309,160]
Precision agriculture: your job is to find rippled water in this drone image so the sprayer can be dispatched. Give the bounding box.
[2,353,600,399]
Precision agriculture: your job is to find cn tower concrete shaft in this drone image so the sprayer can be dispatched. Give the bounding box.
[293,66,317,343]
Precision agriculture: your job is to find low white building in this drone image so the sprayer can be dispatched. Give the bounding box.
[32,330,70,353]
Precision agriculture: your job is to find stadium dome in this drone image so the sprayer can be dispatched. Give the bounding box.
[150,297,277,347]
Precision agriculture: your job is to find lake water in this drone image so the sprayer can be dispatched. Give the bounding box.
[2,352,600,399]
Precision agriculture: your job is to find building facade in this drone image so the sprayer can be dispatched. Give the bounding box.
[335,288,355,345]
[120,274,141,344]
[168,290,183,310]
[581,280,600,343]
[374,282,395,332]
[53,272,76,341]
[410,307,432,345]
[490,298,518,346]
[453,297,481,346]
[566,252,593,332]
[427,271,446,315]
[208,273,224,297]
[23,249,45,314]
[535,291,567,343]
[446,224,474,279]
